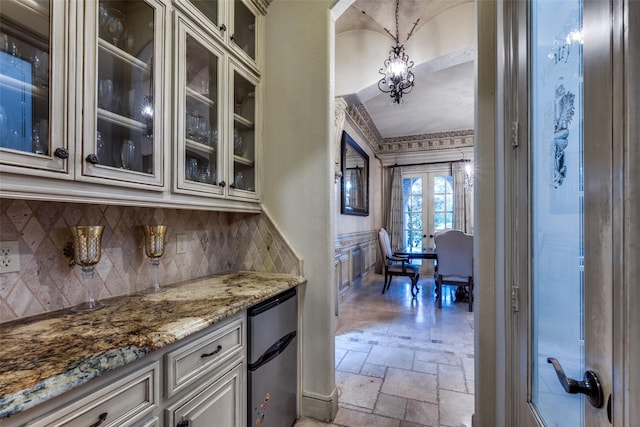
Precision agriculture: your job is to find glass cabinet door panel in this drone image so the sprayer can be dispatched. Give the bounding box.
[231,67,257,196]
[176,16,223,196]
[94,0,154,174]
[232,0,256,61]
[0,0,69,174]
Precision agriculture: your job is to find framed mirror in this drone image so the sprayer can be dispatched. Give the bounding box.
[341,131,369,216]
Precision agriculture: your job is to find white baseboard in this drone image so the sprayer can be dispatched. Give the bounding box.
[300,388,339,422]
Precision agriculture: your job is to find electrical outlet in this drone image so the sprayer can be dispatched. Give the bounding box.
[176,234,187,254]
[0,241,20,273]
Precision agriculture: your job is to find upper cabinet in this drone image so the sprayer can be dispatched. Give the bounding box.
[81,0,168,189]
[173,1,262,202]
[0,0,72,177]
[0,0,267,210]
[174,0,263,73]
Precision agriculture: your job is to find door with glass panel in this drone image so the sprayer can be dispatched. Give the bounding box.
[81,0,167,187]
[402,168,453,274]
[516,0,614,425]
[0,0,70,175]
[175,11,224,197]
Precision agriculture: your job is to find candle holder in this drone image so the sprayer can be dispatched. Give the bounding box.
[70,225,105,312]
[142,225,168,293]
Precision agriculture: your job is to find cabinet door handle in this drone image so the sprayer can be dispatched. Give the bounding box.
[54,147,69,159]
[219,181,226,188]
[201,345,222,358]
[86,154,100,164]
[230,34,235,42]
[219,24,227,32]
[89,412,108,427]
[229,182,236,189]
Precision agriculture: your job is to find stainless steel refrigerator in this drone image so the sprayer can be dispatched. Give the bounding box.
[247,287,298,427]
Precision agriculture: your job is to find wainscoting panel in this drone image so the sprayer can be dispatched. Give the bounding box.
[335,230,378,305]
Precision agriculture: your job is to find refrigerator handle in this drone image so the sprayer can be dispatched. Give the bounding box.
[248,330,297,371]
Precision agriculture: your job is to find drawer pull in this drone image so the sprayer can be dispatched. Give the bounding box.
[89,412,108,427]
[201,345,222,358]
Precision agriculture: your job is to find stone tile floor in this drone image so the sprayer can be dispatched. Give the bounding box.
[296,274,475,427]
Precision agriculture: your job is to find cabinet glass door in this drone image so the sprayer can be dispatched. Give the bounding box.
[231,0,257,63]
[0,0,69,174]
[83,0,165,187]
[230,64,257,198]
[176,15,223,196]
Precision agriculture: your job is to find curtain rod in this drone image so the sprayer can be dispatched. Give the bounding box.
[385,159,466,169]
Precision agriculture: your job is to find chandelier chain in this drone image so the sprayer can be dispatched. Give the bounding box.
[394,0,400,43]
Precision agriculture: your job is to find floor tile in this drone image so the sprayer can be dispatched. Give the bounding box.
[374,393,407,419]
[336,371,382,409]
[381,367,438,403]
[366,345,414,370]
[438,389,474,427]
[334,407,401,427]
[337,350,369,374]
[405,399,439,426]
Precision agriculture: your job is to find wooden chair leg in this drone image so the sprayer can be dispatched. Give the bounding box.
[382,271,388,294]
[468,283,474,312]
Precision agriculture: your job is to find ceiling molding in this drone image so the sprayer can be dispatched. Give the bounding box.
[343,101,474,159]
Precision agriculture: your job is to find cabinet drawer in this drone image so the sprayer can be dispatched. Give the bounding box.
[165,317,244,397]
[30,362,159,427]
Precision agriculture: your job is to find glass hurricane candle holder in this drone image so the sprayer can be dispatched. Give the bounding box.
[70,225,105,312]
[142,225,168,293]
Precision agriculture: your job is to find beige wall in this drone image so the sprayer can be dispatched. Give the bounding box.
[263,0,338,421]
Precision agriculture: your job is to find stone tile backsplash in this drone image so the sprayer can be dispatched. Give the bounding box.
[0,199,301,323]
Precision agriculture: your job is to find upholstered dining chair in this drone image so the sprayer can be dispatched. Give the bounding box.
[433,229,474,311]
[378,228,420,297]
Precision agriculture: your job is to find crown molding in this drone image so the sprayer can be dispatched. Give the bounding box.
[342,101,474,160]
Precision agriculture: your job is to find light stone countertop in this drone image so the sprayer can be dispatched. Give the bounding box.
[0,271,305,419]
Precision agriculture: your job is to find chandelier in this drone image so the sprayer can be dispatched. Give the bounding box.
[378,0,417,104]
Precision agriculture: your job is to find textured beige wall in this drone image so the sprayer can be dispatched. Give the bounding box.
[263,0,337,421]
[0,199,301,323]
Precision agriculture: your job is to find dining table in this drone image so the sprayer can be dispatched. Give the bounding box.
[394,246,438,261]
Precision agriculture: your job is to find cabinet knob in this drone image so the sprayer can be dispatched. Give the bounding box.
[230,34,235,42]
[86,154,100,164]
[229,182,236,189]
[219,181,226,188]
[54,147,69,159]
[219,24,227,32]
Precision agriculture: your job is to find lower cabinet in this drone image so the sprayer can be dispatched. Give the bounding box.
[165,363,244,427]
[12,313,245,427]
[29,363,160,427]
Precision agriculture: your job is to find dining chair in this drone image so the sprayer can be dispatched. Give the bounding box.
[378,228,420,297]
[433,229,474,311]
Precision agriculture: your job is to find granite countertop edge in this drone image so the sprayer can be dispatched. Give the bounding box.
[0,271,305,419]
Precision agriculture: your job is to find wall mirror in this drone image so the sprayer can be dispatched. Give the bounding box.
[341,131,369,216]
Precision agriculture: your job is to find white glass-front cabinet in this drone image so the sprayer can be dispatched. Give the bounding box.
[175,14,224,197]
[0,0,71,177]
[174,0,263,73]
[174,5,261,202]
[81,0,168,189]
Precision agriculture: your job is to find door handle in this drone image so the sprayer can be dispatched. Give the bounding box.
[547,357,604,408]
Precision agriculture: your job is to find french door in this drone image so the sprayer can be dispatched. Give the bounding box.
[402,166,453,274]
[513,0,618,426]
